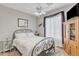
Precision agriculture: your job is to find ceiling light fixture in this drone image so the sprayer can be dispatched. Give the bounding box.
[35,4,46,16]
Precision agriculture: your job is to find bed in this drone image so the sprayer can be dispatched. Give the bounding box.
[13,29,55,56]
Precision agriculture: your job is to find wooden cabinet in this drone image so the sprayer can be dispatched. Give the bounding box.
[64,17,79,56]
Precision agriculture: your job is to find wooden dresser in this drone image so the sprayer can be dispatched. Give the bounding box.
[64,17,79,56]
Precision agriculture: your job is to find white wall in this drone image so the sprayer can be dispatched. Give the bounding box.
[36,16,44,37]
[0,5,37,40]
[36,4,76,37]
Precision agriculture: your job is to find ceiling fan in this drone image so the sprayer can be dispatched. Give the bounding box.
[34,3,53,16]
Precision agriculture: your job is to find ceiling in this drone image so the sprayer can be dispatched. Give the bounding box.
[0,3,73,16]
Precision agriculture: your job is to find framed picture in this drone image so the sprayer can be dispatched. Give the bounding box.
[18,18,28,27]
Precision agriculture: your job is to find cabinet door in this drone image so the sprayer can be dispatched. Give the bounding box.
[76,46,79,55]
[64,40,70,55]
[69,19,77,42]
[64,23,70,55]
[70,44,77,56]
[66,41,71,55]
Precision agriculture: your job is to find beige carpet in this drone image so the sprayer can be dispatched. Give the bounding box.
[0,47,68,56]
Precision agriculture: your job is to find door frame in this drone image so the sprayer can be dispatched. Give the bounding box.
[43,11,65,44]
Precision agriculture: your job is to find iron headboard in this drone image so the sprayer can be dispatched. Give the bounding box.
[12,29,33,39]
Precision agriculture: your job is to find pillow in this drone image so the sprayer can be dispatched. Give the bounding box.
[27,33,34,37]
[15,33,27,39]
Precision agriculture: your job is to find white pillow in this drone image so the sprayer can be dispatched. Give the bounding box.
[15,33,27,39]
[27,33,34,37]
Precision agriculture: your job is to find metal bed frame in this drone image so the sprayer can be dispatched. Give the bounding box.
[13,29,33,39]
[13,29,55,56]
[31,37,55,56]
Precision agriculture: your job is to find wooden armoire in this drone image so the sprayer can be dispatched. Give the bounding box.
[64,17,79,56]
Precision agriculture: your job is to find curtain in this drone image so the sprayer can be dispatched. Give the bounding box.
[45,13,62,47]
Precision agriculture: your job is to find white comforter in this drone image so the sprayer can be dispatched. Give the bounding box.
[13,36,44,56]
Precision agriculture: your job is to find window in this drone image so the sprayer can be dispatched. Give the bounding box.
[44,11,65,47]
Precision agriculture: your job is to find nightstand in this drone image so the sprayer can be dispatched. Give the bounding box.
[35,33,39,36]
[0,38,13,53]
